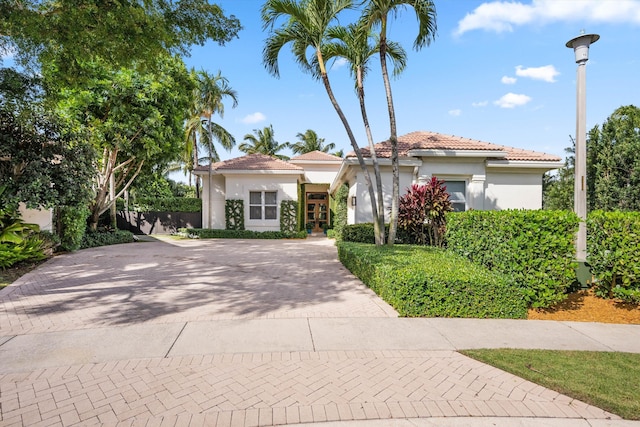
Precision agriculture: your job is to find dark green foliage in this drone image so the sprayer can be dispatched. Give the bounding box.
[587,211,640,303]
[332,184,348,241]
[587,105,640,212]
[180,228,307,240]
[129,197,201,213]
[80,229,135,249]
[56,205,90,251]
[1,69,95,210]
[446,210,579,308]
[298,184,305,232]
[225,199,244,230]
[337,242,527,318]
[280,200,298,233]
[398,178,452,246]
[343,223,376,243]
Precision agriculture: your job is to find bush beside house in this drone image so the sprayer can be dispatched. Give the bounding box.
[446,210,579,309]
[588,211,640,302]
[338,242,527,318]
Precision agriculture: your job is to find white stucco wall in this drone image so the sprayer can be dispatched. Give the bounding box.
[348,165,414,224]
[300,164,341,185]
[201,174,226,229]
[225,174,299,231]
[485,170,544,210]
[18,204,53,231]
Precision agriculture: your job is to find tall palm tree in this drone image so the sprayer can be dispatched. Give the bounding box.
[323,22,407,244]
[239,125,290,160]
[289,129,335,154]
[184,69,238,198]
[261,0,384,245]
[360,0,437,245]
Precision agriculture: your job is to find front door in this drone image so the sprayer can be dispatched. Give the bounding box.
[306,193,328,232]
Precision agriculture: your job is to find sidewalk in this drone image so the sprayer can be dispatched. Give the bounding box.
[0,238,638,426]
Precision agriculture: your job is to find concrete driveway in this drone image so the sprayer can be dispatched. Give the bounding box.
[0,237,397,336]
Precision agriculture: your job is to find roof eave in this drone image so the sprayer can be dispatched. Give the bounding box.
[486,160,565,170]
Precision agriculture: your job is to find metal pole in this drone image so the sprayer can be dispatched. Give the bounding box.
[574,60,587,261]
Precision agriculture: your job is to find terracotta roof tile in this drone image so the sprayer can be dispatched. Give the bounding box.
[290,151,343,161]
[194,153,303,172]
[348,131,561,162]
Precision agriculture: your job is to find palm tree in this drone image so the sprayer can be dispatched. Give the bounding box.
[261,0,384,245]
[239,125,290,160]
[323,22,407,244]
[183,69,238,198]
[360,0,437,245]
[289,129,336,155]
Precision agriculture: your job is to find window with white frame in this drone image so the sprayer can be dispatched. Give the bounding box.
[445,181,466,212]
[249,191,277,220]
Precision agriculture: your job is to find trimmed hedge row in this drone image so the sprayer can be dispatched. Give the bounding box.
[588,211,640,302]
[81,230,135,249]
[129,197,202,213]
[337,242,528,318]
[179,228,307,240]
[445,210,579,308]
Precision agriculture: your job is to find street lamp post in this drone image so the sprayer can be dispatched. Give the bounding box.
[566,32,599,266]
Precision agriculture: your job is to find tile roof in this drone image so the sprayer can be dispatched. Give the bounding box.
[348,131,561,162]
[290,151,343,161]
[194,153,304,172]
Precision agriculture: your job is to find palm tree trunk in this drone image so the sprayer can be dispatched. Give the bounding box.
[321,73,382,244]
[379,32,399,246]
[357,69,386,245]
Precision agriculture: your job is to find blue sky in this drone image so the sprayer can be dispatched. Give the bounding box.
[179,0,640,171]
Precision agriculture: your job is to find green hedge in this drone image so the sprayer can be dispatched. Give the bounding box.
[81,230,135,249]
[179,228,307,240]
[588,211,640,302]
[446,210,579,308]
[57,205,90,251]
[337,242,527,318]
[129,197,201,213]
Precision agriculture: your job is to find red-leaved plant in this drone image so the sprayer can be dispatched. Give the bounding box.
[397,177,452,246]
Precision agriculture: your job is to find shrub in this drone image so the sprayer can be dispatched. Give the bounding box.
[332,184,348,241]
[280,200,298,233]
[343,223,376,243]
[588,211,640,302]
[0,190,46,268]
[179,228,306,240]
[398,178,452,246]
[446,210,579,308]
[225,199,244,230]
[57,205,90,251]
[81,229,135,249]
[337,242,527,318]
[129,197,201,213]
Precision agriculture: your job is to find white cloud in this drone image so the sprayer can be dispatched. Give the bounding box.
[455,0,640,35]
[331,58,348,70]
[472,101,489,107]
[1,46,15,60]
[501,76,517,84]
[494,93,532,108]
[240,112,266,124]
[515,65,560,82]
[448,109,462,117]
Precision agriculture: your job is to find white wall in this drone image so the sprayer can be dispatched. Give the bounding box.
[18,204,53,231]
[301,164,341,184]
[201,174,226,229]
[226,175,299,232]
[485,170,544,209]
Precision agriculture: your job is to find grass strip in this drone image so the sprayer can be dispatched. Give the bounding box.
[461,349,640,420]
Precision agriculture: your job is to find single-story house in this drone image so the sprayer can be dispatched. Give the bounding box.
[194,131,563,232]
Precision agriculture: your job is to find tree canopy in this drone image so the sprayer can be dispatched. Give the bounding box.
[544,105,640,212]
[240,125,289,160]
[1,0,241,82]
[289,129,335,154]
[55,57,194,228]
[0,68,94,209]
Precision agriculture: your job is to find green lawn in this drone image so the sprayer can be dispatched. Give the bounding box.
[462,349,640,420]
